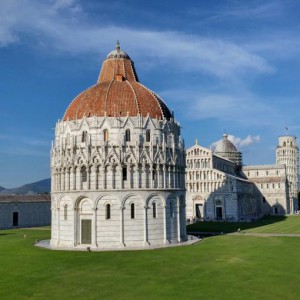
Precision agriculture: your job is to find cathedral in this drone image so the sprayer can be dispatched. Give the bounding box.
[186,134,299,221]
[50,43,187,249]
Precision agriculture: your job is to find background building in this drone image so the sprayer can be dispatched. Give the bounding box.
[186,134,298,221]
[276,135,299,213]
[50,44,187,249]
[0,195,51,229]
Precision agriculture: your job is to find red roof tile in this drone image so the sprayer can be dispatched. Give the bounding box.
[63,46,172,121]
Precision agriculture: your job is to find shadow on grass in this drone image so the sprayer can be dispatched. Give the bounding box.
[187,215,287,236]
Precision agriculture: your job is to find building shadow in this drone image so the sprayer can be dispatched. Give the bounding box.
[187,214,287,236]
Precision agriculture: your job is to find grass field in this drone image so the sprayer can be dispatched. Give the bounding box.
[1,216,300,299]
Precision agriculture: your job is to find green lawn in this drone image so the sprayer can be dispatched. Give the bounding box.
[1,219,300,299]
[187,215,300,234]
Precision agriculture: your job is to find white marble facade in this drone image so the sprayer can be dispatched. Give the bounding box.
[50,115,187,249]
[186,134,298,221]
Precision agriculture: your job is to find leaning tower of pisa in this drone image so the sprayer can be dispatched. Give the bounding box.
[276,135,299,213]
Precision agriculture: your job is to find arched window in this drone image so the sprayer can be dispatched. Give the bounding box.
[131,203,135,219]
[64,205,68,220]
[106,204,111,220]
[125,129,131,142]
[152,202,157,218]
[103,129,109,142]
[82,131,88,142]
[146,130,151,142]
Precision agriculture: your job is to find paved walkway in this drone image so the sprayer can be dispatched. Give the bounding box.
[229,232,300,237]
[35,235,201,252]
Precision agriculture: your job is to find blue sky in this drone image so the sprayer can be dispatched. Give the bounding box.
[1,0,300,188]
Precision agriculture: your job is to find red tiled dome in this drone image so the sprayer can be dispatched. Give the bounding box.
[63,43,172,121]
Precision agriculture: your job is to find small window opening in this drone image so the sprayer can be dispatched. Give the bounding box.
[82,131,88,142]
[146,130,151,142]
[106,204,111,220]
[123,167,127,181]
[64,205,68,220]
[81,166,87,182]
[152,170,157,181]
[153,202,157,218]
[125,129,131,142]
[131,203,135,219]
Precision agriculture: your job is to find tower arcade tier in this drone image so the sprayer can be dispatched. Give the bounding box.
[276,135,299,212]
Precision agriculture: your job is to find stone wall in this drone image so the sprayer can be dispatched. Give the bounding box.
[0,195,51,229]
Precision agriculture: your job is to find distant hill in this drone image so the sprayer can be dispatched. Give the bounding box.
[0,186,5,192]
[0,178,51,195]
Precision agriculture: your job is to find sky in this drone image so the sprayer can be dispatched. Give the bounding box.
[1,0,300,188]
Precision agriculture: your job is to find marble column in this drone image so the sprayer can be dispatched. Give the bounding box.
[120,206,125,246]
[144,206,149,246]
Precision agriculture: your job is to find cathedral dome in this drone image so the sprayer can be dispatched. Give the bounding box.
[214,134,238,153]
[63,42,172,121]
[214,134,242,166]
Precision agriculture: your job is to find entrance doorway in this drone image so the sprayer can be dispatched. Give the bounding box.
[216,207,223,220]
[195,204,203,219]
[13,212,19,226]
[81,219,92,244]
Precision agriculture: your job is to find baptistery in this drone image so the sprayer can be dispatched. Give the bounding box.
[50,43,187,249]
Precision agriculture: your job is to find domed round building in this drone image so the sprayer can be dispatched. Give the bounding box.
[214,134,242,167]
[50,43,187,249]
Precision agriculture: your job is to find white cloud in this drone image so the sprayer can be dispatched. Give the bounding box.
[211,134,260,150]
[0,0,297,132]
[161,88,282,127]
[0,0,274,80]
[53,0,80,10]
[0,0,81,46]
[240,135,260,147]
[219,1,283,19]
